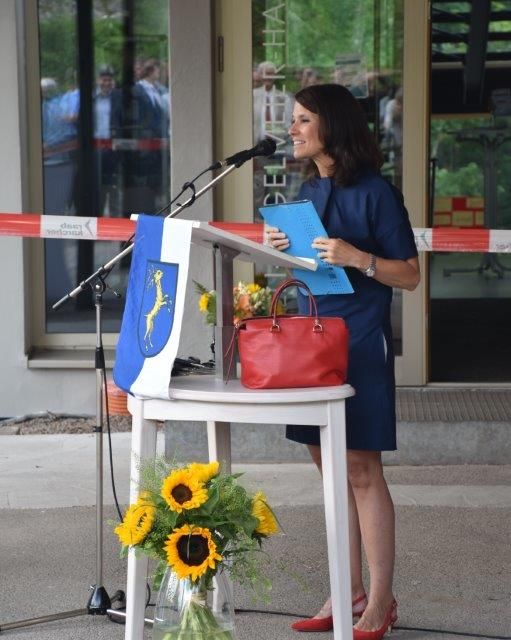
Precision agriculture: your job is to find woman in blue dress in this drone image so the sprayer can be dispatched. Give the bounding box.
[266,84,420,640]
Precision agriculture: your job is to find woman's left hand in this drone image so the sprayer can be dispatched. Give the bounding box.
[312,236,363,268]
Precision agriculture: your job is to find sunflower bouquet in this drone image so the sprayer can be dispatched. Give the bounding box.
[114,459,278,640]
[194,281,283,325]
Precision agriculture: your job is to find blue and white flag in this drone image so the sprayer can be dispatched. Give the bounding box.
[113,215,194,399]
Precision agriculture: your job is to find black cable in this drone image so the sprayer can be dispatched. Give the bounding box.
[235,608,307,618]
[153,164,213,217]
[175,181,196,209]
[102,367,123,522]
[118,163,215,251]
[235,608,511,640]
[393,626,510,640]
[103,374,155,613]
[105,603,511,638]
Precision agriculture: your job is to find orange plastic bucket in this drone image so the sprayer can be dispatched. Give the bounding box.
[105,380,130,416]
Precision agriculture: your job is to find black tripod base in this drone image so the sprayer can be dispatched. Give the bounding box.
[0,588,127,633]
[87,585,113,615]
[0,609,88,633]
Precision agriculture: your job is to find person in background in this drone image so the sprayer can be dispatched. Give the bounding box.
[41,76,79,300]
[383,87,403,187]
[94,65,122,216]
[266,84,420,640]
[127,59,170,211]
[300,67,323,88]
[252,60,293,143]
[41,76,79,213]
[252,64,263,89]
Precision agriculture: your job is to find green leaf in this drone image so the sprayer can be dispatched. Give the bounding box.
[193,280,209,295]
[240,515,260,537]
[198,484,220,515]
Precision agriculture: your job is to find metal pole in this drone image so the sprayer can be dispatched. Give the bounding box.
[86,281,112,614]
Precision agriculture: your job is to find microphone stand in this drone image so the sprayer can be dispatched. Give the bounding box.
[0,162,239,634]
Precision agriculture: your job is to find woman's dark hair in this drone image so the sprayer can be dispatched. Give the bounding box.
[294,83,383,186]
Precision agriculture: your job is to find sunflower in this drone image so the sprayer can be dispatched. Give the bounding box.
[161,468,208,513]
[251,491,279,536]
[137,490,153,504]
[114,500,156,546]
[198,292,210,313]
[187,461,219,483]
[164,524,222,581]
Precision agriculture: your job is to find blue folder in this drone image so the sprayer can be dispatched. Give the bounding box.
[259,200,353,295]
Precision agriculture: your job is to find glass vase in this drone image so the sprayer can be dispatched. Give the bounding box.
[152,567,235,640]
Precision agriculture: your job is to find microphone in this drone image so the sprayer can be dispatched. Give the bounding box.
[214,138,277,169]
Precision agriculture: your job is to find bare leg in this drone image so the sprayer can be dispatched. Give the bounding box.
[306,444,366,618]
[348,450,395,631]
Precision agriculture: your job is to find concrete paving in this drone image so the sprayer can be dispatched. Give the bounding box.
[0,432,510,640]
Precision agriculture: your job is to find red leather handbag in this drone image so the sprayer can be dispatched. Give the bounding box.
[232,279,349,390]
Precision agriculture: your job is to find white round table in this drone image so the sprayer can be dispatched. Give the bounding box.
[125,375,355,640]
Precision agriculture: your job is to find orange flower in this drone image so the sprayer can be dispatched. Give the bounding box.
[234,293,252,320]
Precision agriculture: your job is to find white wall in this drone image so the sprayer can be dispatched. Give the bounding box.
[0,1,214,416]
[169,0,215,362]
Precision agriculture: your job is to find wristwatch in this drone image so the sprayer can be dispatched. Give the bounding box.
[363,253,377,278]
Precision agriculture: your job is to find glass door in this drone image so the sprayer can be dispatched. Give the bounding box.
[37,0,171,339]
[215,0,428,385]
[429,2,511,382]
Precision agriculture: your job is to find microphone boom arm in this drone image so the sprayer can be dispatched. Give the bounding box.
[52,163,238,309]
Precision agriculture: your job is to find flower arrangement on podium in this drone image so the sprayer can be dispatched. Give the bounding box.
[194,280,284,325]
[114,459,279,639]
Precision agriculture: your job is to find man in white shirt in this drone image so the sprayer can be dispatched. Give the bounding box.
[94,65,121,216]
[252,61,293,143]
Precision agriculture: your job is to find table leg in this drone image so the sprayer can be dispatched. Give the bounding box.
[320,400,352,640]
[207,421,232,473]
[207,421,233,613]
[125,399,158,640]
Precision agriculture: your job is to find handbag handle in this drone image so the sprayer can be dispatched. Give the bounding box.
[270,278,318,319]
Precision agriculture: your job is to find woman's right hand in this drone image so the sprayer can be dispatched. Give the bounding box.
[264,225,290,251]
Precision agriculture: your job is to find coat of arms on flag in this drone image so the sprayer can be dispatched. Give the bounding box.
[113,215,194,399]
[139,261,178,357]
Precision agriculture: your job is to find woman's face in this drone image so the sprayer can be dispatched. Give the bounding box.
[288,102,332,176]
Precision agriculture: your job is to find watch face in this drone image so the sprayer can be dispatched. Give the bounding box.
[365,255,376,277]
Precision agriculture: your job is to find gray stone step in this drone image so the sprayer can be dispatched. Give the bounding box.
[164,388,511,465]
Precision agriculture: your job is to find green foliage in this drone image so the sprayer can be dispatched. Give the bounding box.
[39,13,77,88]
[227,543,273,603]
[431,115,511,227]
[253,0,403,93]
[38,1,169,88]
[435,164,483,197]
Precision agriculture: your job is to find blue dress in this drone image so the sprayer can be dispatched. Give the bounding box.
[286,173,418,451]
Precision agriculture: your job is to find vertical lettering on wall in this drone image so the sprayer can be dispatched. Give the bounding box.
[260,1,288,207]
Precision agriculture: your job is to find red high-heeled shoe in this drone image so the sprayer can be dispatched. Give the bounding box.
[352,600,398,640]
[291,593,368,632]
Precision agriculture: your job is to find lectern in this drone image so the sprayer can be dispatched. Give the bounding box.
[124,221,355,640]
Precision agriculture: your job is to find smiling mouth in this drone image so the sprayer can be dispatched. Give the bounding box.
[293,140,305,145]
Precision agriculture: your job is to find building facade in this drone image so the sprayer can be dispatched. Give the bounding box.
[1,0,510,417]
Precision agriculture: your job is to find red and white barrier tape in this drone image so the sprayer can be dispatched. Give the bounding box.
[1,213,511,253]
[43,137,169,158]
